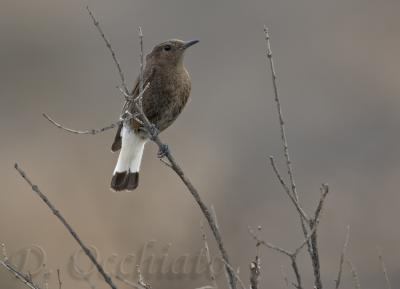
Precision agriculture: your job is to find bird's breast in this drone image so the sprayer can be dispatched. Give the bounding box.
[143,68,191,131]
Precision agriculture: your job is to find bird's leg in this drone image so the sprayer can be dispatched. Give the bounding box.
[157,144,169,159]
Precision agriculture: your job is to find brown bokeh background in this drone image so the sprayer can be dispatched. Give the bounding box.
[1,0,400,288]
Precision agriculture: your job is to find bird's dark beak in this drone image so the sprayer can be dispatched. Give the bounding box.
[183,39,199,49]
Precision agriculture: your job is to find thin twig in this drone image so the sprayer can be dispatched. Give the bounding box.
[248,224,318,258]
[43,85,148,136]
[290,256,302,289]
[269,156,309,222]
[314,184,330,223]
[377,246,392,289]
[263,26,297,201]
[43,113,119,135]
[220,259,246,289]
[139,26,144,97]
[346,258,361,289]
[57,269,62,289]
[249,256,260,289]
[200,220,218,289]
[0,260,42,289]
[14,163,119,289]
[86,5,128,94]
[280,265,290,289]
[334,225,350,289]
[1,243,8,260]
[115,275,144,289]
[248,227,292,257]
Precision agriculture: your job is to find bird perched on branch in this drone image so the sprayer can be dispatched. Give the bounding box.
[110,39,199,191]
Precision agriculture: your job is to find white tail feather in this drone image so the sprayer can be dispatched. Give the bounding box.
[113,126,147,174]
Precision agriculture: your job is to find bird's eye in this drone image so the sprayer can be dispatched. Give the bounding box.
[163,45,172,51]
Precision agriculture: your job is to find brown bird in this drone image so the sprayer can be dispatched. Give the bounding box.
[110,39,199,191]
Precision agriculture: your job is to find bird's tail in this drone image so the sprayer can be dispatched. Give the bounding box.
[111,126,147,191]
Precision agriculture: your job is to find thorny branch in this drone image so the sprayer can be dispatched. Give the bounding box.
[14,164,119,289]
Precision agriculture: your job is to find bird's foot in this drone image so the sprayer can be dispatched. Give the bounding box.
[148,124,160,139]
[120,111,133,121]
[157,144,169,158]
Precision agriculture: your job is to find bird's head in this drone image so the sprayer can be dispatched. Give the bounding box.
[147,39,199,67]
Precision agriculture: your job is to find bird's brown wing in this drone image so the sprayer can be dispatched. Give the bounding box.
[111,67,155,152]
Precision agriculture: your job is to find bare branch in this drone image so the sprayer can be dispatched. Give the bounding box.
[0,259,42,289]
[264,27,319,288]
[14,163,119,289]
[86,5,129,94]
[334,225,350,289]
[377,246,392,289]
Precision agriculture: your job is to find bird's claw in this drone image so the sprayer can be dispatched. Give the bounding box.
[157,144,169,158]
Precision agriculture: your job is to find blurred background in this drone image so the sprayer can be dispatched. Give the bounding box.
[1,0,400,288]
